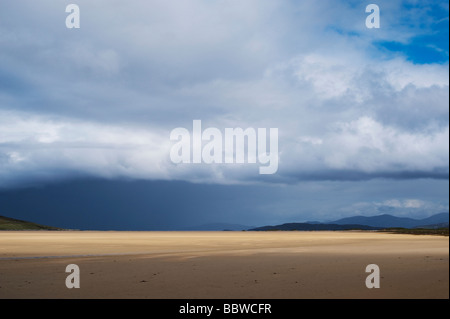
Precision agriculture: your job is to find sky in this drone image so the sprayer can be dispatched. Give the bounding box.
[0,0,448,230]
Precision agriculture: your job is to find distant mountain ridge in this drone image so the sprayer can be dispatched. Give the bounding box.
[249,213,449,232]
[414,222,449,229]
[1,212,447,231]
[330,213,449,228]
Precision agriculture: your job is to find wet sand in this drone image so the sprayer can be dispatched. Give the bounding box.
[0,231,448,299]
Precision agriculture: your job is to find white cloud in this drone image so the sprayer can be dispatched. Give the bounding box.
[403,199,426,208]
[0,110,447,187]
[0,111,173,186]
[324,117,449,172]
[0,0,448,187]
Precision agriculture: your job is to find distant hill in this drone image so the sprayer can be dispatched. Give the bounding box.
[181,223,255,231]
[0,215,61,230]
[248,213,449,232]
[330,213,449,228]
[414,222,450,229]
[249,223,380,231]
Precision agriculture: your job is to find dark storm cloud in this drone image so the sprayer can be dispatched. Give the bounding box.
[0,178,447,230]
[275,169,450,183]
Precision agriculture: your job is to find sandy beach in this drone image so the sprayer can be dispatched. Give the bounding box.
[0,231,448,299]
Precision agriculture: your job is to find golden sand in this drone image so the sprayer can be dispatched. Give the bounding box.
[0,231,448,298]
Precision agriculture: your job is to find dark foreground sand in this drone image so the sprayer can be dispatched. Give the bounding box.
[0,231,448,299]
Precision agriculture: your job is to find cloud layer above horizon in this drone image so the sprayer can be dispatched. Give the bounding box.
[0,0,449,188]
